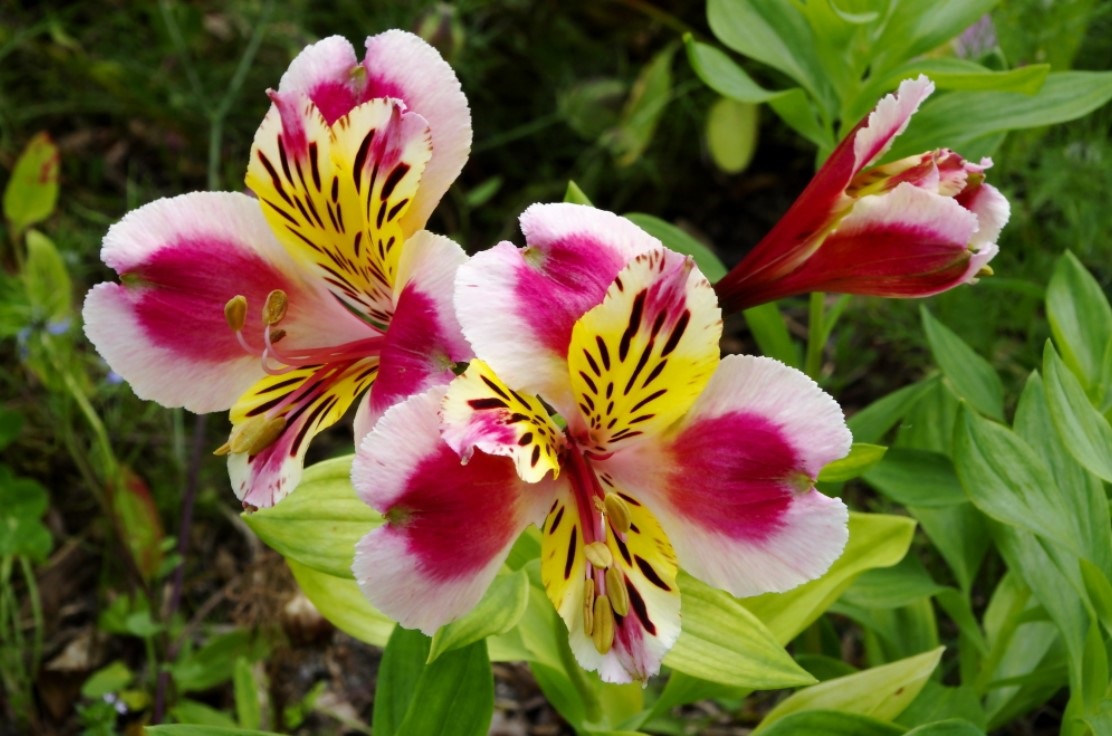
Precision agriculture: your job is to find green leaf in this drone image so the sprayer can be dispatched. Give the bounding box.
[758,710,903,736]
[3,132,60,237]
[286,559,393,648]
[622,212,726,282]
[741,301,802,368]
[921,308,1003,420]
[233,658,261,730]
[0,467,52,560]
[564,180,594,206]
[147,726,283,736]
[1043,344,1112,482]
[1047,252,1112,396]
[606,45,675,166]
[891,71,1112,160]
[428,569,529,661]
[684,36,792,103]
[867,0,999,77]
[904,720,987,736]
[744,513,916,643]
[109,467,164,580]
[899,681,987,730]
[881,60,1048,95]
[911,503,989,593]
[162,703,239,729]
[839,556,946,610]
[706,0,826,102]
[0,407,23,451]
[847,377,936,444]
[23,230,71,322]
[397,639,493,736]
[664,573,817,689]
[170,630,269,693]
[706,96,759,174]
[954,407,1081,555]
[818,443,887,483]
[374,627,431,736]
[243,455,379,578]
[864,448,966,507]
[752,647,945,733]
[80,660,133,698]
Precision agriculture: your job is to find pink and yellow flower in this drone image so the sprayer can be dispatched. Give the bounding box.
[715,76,1010,312]
[352,204,851,683]
[83,32,472,508]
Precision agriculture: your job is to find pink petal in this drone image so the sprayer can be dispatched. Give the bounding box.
[276,36,363,125]
[959,180,1010,252]
[851,76,935,172]
[455,203,657,407]
[772,182,981,298]
[83,192,364,413]
[352,388,548,632]
[606,355,850,596]
[358,231,472,439]
[362,30,472,235]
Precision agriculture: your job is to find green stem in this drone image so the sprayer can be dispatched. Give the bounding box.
[17,556,43,674]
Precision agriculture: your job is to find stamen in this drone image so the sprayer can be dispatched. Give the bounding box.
[605,565,629,616]
[583,578,595,636]
[584,541,613,569]
[228,415,287,455]
[263,289,288,325]
[592,596,615,654]
[224,295,247,331]
[976,264,994,278]
[604,493,632,534]
[213,441,231,457]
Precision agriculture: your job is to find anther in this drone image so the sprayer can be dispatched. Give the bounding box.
[228,415,287,455]
[224,295,247,331]
[584,541,613,569]
[604,493,632,534]
[592,596,615,654]
[976,264,994,278]
[605,566,629,616]
[263,289,288,326]
[583,578,595,636]
[269,328,287,344]
[213,442,232,457]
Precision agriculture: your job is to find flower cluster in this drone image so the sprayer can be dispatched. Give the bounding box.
[83,33,1008,683]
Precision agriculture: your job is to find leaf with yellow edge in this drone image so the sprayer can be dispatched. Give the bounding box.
[743,513,916,644]
[287,559,394,647]
[752,647,945,733]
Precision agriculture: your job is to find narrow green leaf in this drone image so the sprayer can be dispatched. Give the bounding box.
[847,377,936,444]
[397,639,493,736]
[741,301,802,368]
[80,660,133,698]
[154,720,275,734]
[428,569,529,661]
[891,71,1112,159]
[706,96,759,174]
[664,573,816,689]
[233,658,261,730]
[684,36,791,103]
[818,442,887,482]
[921,308,1003,420]
[758,710,903,736]
[1043,344,1112,482]
[744,513,916,643]
[170,630,269,694]
[623,212,726,282]
[374,627,432,736]
[911,503,989,593]
[3,132,59,236]
[904,720,987,736]
[564,180,594,206]
[243,455,379,578]
[868,0,998,77]
[287,559,393,648]
[864,448,966,507]
[899,680,987,730]
[839,555,946,610]
[954,407,1081,554]
[753,648,944,733]
[608,46,674,166]
[1047,252,1112,393]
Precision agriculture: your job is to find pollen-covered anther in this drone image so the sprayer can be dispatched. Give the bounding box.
[263,289,288,326]
[584,541,613,569]
[603,493,632,534]
[976,264,994,278]
[605,565,629,616]
[583,578,596,636]
[224,295,247,331]
[592,595,615,654]
[228,414,287,455]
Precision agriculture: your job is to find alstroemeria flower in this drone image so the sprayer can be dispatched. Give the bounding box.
[352,204,851,683]
[715,76,1010,312]
[83,31,472,508]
